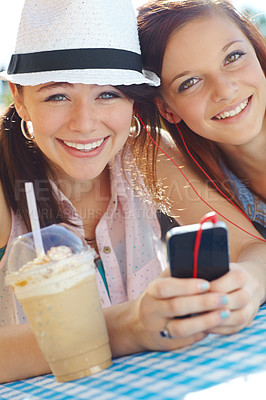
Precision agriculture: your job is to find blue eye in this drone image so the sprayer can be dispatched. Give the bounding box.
[179,77,200,92]
[99,92,120,100]
[224,50,246,65]
[45,94,68,102]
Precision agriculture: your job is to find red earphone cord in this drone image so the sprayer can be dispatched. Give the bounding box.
[193,211,219,278]
[135,109,266,243]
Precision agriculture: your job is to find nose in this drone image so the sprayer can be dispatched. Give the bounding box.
[210,73,238,103]
[68,100,97,133]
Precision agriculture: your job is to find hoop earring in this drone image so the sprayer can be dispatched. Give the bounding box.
[21,119,34,140]
[129,115,141,138]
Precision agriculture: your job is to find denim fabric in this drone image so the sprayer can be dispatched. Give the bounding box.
[223,165,266,239]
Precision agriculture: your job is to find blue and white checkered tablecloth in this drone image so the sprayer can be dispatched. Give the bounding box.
[1,304,266,400]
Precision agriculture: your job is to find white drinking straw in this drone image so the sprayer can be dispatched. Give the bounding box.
[25,182,45,257]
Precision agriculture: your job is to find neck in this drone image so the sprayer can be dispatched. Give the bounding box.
[57,168,111,247]
[54,167,110,205]
[218,126,266,200]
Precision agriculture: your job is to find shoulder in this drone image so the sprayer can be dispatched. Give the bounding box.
[0,181,12,248]
[156,133,264,261]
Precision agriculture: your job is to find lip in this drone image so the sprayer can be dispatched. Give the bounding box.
[58,136,109,158]
[212,96,252,121]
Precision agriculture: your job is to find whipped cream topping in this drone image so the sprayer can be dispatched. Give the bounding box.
[21,246,73,269]
[6,246,96,297]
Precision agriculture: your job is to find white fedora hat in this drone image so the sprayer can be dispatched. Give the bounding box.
[0,0,160,87]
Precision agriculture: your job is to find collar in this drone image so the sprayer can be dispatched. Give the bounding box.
[49,154,129,224]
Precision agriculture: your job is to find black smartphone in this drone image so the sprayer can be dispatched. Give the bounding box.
[166,221,230,281]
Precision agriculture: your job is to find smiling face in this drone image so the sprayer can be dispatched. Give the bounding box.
[158,13,266,146]
[11,82,133,183]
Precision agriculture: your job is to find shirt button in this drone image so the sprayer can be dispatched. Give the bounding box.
[103,246,111,254]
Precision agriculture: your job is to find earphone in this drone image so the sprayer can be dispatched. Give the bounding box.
[135,109,266,243]
[193,211,218,278]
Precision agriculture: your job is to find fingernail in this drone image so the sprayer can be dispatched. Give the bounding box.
[200,282,210,292]
[220,310,230,319]
[221,295,228,305]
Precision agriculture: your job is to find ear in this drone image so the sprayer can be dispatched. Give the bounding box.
[9,82,31,121]
[154,96,181,124]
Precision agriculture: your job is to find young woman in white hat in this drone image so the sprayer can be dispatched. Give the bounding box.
[0,0,265,383]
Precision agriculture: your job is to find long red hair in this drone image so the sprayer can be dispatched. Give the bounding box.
[138,0,266,208]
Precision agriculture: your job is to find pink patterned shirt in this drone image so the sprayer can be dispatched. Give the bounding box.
[0,154,164,326]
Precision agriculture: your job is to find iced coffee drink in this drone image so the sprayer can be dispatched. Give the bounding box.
[6,224,112,382]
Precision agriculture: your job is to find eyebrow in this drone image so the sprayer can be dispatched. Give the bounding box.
[168,40,245,85]
[169,70,192,84]
[223,39,244,51]
[37,82,73,92]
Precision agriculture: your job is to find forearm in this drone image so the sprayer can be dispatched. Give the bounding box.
[237,241,266,305]
[0,324,50,383]
[103,301,144,358]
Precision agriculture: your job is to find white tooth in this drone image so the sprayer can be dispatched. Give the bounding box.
[215,99,249,120]
[219,113,226,119]
[63,138,104,151]
[241,100,248,109]
[95,139,104,147]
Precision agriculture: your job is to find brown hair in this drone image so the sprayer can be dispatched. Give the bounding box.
[0,84,161,232]
[138,0,266,207]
